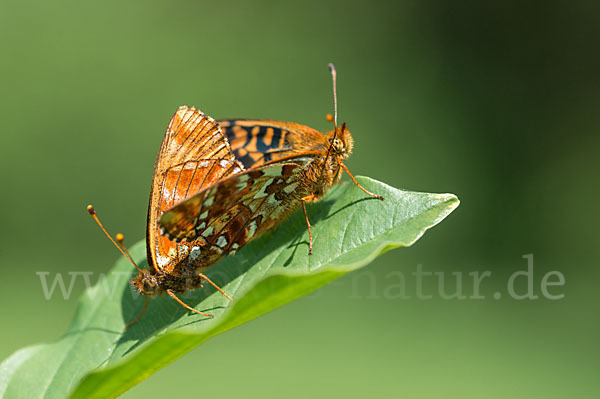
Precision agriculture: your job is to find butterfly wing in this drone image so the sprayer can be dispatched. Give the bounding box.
[148,106,244,273]
[158,155,317,268]
[218,119,329,169]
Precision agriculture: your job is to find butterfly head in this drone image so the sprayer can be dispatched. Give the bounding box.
[131,269,162,296]
[327,122,354,160]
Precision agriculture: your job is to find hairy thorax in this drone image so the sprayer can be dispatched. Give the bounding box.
[301,125,354,201]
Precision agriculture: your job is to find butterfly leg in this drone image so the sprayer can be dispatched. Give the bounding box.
[340,163,385,200]
[166,289,214,318]
[301,195,316,255]
[126,296,150,329]
[198,273,234,302]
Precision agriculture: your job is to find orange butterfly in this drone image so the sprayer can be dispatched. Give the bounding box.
[88,64,383,326]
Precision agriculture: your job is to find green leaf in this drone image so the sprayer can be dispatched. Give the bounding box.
[0,177,459,399]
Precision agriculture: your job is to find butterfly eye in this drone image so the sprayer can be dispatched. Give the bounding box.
[331,138,344,153]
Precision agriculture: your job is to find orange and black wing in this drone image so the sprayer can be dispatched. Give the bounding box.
[218,119,329,169]
[158,155,317,266]
[147,106,244,273]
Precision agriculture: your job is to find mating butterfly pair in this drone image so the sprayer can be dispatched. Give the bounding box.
[88,64,383,326]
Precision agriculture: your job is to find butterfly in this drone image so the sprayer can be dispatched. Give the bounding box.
[88,64,383,326]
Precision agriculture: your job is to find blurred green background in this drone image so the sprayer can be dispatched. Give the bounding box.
[1,0,598,397]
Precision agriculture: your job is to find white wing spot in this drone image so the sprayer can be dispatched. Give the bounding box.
[190,246,202,260]
[216,236,228,248]
[266,194,280,208]
[254,178,273,199]
[162,185,174,202]
[248,200,260,213]
[156,255,170,269]
[199,210,209,219]
[201,226,214,238]
[248,221,258,238]
[263,166,283,177]
[235,174,250,193]
[283,182,299,194]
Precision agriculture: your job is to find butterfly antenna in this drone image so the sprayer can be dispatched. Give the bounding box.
[323,63,340,168]
[328,63,338,127]
[87,205,142,273]
[116,233,135,264]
